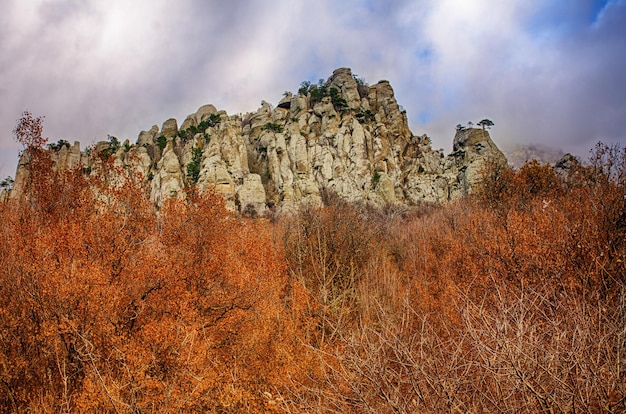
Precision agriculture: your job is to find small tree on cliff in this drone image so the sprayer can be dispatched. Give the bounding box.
[477,119,494,130]
[13,111,47,152]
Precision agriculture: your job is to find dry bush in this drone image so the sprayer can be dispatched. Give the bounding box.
[282,202,384,343]
[460,282,626,413]
[2,114,624,413]
[284,144,626,413]
[0,117,316,412]
[291,281,625,413]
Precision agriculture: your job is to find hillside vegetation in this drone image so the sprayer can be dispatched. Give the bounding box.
[0,117,625,412]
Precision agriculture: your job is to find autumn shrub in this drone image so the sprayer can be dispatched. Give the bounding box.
[458,281,626,413]
[3,111,624,413]
[478,158,563,213]
[0,175,316,412]
[294,277,626,413]
[0,114,316,413]
[282,202,381,342]
[571,143,626,289]
[286,144,626,412]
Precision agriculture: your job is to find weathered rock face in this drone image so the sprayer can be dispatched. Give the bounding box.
[10,152,32,200]
[451,127,508,194]
[53,141,83,171]
[236,174,267,216]
[151,141,184,205]
[9,68,509,213]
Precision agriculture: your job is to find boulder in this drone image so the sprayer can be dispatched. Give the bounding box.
[161,118,178,139]
[181,104,218,130]
[452,128,507,194]
[137,125,159,146]
[328,67,361,109]
[555,153,581,180]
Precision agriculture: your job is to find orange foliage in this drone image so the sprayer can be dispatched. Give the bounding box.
[282,144,625,412]
[1,113,624,413]
[0,118,316,412]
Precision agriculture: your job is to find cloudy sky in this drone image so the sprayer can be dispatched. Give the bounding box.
[1,0,625,179]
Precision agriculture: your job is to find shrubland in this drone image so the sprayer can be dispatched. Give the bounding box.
[1,114,624,412]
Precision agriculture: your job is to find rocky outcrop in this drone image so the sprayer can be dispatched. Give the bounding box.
[504,144,565,169]
[554,153,582,182]
[451,127,507,192]
[9,68,509,213]
[236,174,267,216]
[151,141,184,205]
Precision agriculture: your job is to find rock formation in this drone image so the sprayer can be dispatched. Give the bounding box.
[9,68,508,213]
[503,144,565,169]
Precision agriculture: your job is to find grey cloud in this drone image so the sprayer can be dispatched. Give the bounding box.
[406,0,626,155]
[1,0,625,179]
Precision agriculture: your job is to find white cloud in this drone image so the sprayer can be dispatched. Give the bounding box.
[0,0,624,179]
[395,0,626,153]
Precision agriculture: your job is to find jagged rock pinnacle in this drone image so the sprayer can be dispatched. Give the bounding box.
[10,68,508,214]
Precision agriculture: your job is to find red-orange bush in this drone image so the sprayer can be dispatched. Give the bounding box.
[2,112,624,413]
[0,117,316,412]
[286,146,626,412]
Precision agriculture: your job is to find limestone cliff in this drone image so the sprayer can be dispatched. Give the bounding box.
[10,68,507,213]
